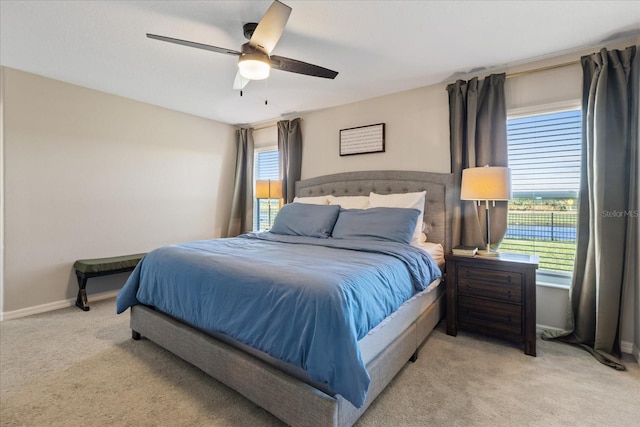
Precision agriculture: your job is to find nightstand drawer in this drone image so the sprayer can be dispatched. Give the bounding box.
[458,295,522,337]
[458,265,522,303]
[446,253,538,355]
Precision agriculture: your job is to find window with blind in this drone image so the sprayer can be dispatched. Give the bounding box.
[501,109,581,276]
[254,149,280,231]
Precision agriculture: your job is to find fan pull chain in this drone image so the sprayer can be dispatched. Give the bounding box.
[265,79,268,105]
[240,75,245,97]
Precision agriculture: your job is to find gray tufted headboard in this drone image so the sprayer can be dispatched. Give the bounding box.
[295,170,455,253]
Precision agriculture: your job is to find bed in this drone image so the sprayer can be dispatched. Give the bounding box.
[117,170,454,427]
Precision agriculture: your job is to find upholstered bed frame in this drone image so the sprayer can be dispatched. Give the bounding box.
[129,170,454,427]
[296,170,455,254]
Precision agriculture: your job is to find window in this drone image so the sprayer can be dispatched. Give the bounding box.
[501,108,581,277]
[254,149,280,231]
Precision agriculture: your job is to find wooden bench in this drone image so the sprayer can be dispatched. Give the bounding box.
[73,253,146,311]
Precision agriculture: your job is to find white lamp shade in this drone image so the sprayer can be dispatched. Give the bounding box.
[460,166,512,201]
[238,53,271,80]
[255,179,282,199]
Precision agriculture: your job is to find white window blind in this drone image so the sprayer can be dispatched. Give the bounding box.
[255,150,279,181]
[508,110,581,197]
[502,109,581,275]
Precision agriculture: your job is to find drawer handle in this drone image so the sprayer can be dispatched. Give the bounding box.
[465,285,513,300]
[463,310,515,326]
[464,308,496,321]
[464,269,513,284]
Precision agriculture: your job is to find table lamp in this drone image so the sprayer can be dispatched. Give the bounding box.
[460,165,512,257]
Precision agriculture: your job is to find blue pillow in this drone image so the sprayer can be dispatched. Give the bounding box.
[331,207,420,244]
[270,203,341,238]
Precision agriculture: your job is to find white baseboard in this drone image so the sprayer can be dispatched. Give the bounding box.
[537,325,638,364]
[536,323,563,334]
[0,290,119,321]
[621,341,640,364]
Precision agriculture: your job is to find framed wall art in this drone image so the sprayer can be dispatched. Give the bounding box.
[339,123,385,156]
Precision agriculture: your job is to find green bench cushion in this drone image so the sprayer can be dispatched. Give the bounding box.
[73,253,146,274]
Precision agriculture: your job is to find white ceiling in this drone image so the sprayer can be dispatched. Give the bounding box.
[1,1,639,126]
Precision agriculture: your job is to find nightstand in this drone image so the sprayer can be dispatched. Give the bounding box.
[446,253,539,356]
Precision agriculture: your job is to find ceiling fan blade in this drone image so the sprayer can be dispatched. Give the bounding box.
[147,33,241,56]
[249,0,292,54]
[233,71,250,90]
[270,55,338,79]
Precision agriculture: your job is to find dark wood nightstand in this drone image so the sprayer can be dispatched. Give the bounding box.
[446,253,539,356]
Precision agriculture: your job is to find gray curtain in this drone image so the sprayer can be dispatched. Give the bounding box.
[447,73,508,249]
[277,118,302,204]
[226,128,254,237]
[543,46,638,371]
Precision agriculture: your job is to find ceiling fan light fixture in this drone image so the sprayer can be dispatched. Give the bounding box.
[238,53,271,80]
[147,1,338,91]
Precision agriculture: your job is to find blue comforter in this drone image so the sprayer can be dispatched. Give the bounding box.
[116,232,441,408]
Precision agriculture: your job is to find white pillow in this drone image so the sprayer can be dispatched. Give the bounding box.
[327,195,371,209]
[293,196,330,205]
[369,191,426,246]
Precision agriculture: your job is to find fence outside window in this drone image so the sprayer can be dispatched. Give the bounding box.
[505,108,581,275]
[255,199,280,231]
[501,199,577,273]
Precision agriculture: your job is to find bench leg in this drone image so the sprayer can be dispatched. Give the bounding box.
[75,273,90,311]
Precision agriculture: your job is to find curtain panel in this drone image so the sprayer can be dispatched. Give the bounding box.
[543,45,638,370]
[447,73,508,249]
[226,128,254,237]
[278,118,302,204]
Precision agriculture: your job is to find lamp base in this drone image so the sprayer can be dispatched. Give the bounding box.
[476,249,500,257]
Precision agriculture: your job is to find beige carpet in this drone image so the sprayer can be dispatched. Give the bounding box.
[1,298,639,427]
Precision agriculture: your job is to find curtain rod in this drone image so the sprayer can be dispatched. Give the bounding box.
[506,34,640,79]
[253,122,276,131]
[506,59,580,79]
[505,60,580,79]
[445,58,582,85]
[253,117,303,131]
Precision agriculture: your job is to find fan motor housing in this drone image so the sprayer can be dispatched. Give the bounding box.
[243,23,258,40]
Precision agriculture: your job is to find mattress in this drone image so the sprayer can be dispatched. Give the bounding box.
[416,241,445,267]
[359,277,443,363]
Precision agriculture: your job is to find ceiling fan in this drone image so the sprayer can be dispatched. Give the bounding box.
[147,0,338,91]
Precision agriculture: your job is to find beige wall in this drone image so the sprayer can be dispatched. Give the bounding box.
[296,38,639,355]
[1,67,236,315]
[302,83,450,178]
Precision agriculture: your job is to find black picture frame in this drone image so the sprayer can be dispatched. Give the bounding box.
[339,123,385,156]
